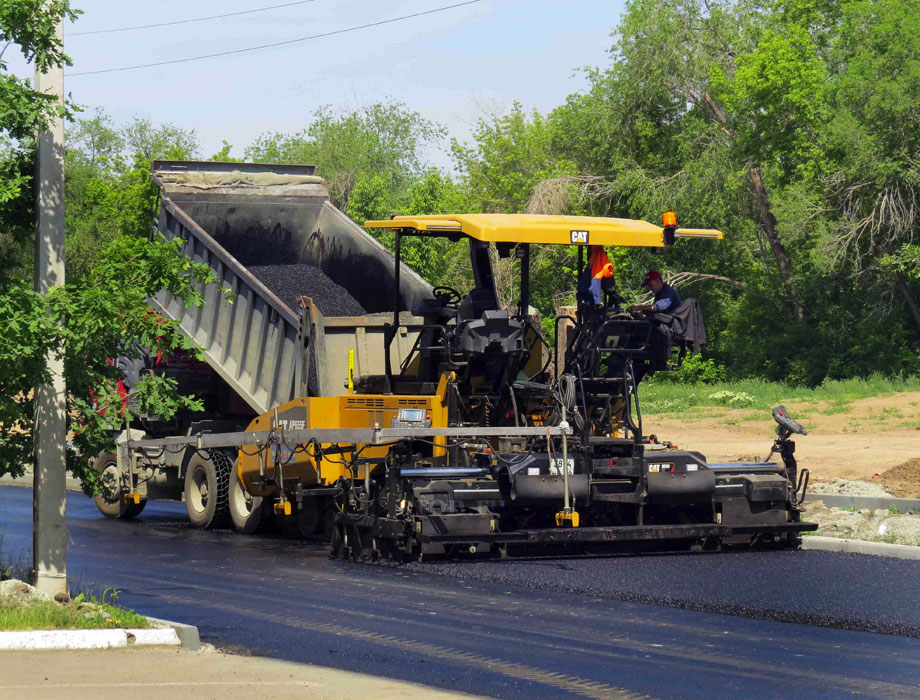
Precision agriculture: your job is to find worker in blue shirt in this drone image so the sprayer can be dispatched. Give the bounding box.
[629,270,681,314]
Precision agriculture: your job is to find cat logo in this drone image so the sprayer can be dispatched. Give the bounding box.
[570,230,589,244]
[648,462,674,473]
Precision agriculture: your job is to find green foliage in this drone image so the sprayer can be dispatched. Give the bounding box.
[1,19,215,486]
[0,229,216,482]
[653,354,727,384]
[452,102,575,213]
[0,589,150,630]
[642,373,920,414]
[56,233,216,486]
[0,1,79,207]
[246,101,445,216]
[881,245,920,282]
[708,390,756,408]
[65,111,199,278]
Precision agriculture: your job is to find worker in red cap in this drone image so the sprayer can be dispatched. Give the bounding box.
[629,270,681,314]
[578,245,615,307]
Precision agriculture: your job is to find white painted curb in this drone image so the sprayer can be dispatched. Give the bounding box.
[802,535,920,560]
[0,629,127,650]
[0,626,181,651]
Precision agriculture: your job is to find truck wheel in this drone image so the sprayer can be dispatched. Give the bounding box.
[93,453,146,519]
[229,470,264,534]
[296,497,321,538]
[184,451,230,529]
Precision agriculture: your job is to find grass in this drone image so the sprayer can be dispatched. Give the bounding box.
[0,589,150,631]
[641,374,920,415]
[2,538,150,631]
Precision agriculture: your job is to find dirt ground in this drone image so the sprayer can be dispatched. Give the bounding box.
[645,391,920,493]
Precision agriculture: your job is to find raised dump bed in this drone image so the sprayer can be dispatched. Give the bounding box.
[150,160,432,414]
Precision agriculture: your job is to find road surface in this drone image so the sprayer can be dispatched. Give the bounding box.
[1,486,919,700]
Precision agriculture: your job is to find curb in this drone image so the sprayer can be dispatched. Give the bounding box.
[0,627,179,651]
[805,493,920,514]
[0,617,199,651]
[0,473,82,493]
[801,535,920,560]
[146,616,201,651]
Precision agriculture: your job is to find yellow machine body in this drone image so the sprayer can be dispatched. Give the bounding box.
[364,213,723,247]
[238,381,451,497]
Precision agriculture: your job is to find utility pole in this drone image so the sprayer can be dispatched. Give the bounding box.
[32,11,67,599]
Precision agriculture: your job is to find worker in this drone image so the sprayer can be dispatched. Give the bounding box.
[577,245,615,307]
[629,270,681,314]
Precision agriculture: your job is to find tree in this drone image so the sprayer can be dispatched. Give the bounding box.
[452,102,576,214]
[246,101,464,290]
[821,0,920,335]
[0,234,217,487]
[579,0,820,321]
[246,101,445,217]
[65,112,199,278]
[1,0,78,272]
[0,5,219,484]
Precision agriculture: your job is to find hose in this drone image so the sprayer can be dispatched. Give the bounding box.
[550,374,585,432]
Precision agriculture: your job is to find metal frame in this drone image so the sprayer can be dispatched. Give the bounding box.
[126,425,572,452]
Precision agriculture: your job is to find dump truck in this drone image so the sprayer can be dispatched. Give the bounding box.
[96,161,816,558]
[93,160,434,533]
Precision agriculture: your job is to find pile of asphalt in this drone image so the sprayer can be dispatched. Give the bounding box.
[248,264,366,317]
[409,550,920,637]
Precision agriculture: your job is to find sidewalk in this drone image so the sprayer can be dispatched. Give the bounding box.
[0,646,480,700]
[0,466,82,493]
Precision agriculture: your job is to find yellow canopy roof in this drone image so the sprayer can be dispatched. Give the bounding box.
[364,213,722,247]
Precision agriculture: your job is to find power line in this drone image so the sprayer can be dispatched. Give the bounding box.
[70,0,320,36]
[67,0,480,76]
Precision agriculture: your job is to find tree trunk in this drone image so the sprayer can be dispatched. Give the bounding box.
[749,167,809,322]
[895,276,920,338]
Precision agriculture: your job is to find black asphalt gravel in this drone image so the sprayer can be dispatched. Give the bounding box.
[249,263,366,316]
[410,549,920,637]
[3,486,920,700]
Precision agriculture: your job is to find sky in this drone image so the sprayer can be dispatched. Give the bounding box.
[9,0,626,167]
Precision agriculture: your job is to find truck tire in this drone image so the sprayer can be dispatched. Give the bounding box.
[229,469,264,534]
[184,451,230,529]
[93,453,146,519]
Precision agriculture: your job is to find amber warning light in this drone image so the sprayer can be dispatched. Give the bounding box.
[662,211,677,227]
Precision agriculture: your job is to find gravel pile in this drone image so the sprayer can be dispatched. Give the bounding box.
[877,458,920,498]
[0,578,46,604]
[810,477,891,497]
[803,501,920,546]
[248,264,366,317]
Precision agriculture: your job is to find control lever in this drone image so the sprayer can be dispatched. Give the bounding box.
[773,405,807,438]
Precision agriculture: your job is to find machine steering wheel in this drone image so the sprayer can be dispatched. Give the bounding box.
[432,285,463,306]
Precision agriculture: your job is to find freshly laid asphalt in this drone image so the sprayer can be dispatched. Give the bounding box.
[2,485,920,700]
[410,549,920,637]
